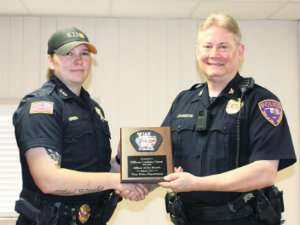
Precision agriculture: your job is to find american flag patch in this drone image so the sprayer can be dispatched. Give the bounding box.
[29,101,54,114]
[258,99,283,126]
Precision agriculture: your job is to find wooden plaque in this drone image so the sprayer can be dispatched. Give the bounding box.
[120,127,173,183]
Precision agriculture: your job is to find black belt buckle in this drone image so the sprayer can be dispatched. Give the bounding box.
[78,204,91,224]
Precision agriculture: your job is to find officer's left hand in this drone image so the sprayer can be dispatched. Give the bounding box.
[159,169,198,192]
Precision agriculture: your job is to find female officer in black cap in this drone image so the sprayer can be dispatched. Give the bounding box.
[159,13,296,225]
[13,27,147,225]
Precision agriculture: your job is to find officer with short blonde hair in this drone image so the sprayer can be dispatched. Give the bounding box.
[160,13,296,225]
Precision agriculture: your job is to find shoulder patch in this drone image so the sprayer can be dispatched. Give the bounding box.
[258,99,283,126]
[29,101,54,114]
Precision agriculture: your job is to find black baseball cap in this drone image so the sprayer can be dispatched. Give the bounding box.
[47,27,97,55]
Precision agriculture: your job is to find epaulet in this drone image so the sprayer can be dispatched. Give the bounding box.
[39,81,56,95]
[189,83,205,90]
[25,81,55,99]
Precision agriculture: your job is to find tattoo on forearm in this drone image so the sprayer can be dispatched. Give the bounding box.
[53,189,73,195]
[77,186,105,194]
[53,186,105,196]
[46,148,61,166]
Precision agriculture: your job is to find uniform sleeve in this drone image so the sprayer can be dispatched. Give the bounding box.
[13,97,63,156]
[248,94,296,170]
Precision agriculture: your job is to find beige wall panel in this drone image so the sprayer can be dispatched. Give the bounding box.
[176,19,199,88]
[39,17,57,83]
[119,19,149,127]
[165,20,183,105]
[57,16,85,30]
[0,17,10,98]
[22,17,41,92]
[8,17,23,98]
[91,18,120,152]
[146,20,168,126]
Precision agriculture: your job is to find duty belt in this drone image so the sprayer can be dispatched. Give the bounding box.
[19,189,108,225]
[186,193,255,221]
[61,202,104,224]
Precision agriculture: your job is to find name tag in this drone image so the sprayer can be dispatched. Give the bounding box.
[177,114,194,118]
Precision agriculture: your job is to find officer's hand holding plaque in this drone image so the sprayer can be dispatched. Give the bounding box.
[120,127,173,183]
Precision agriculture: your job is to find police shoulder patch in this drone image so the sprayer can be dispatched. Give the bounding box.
[258,99,283,126]
[29,101,54,114]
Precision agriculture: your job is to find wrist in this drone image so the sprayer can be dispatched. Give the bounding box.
[192,176,201,191]
[109,173,121,190]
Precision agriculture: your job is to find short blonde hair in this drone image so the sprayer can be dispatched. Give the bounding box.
[198,13,242,43]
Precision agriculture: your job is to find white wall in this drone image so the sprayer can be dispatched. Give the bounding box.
[0,16,298,225]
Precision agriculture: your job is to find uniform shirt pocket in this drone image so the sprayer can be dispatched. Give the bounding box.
[64,117,94,143]
[206,115,238,173]
[63,117,96,165]
[170,119,197,166]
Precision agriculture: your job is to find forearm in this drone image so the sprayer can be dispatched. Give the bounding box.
[42,169,120,196]
[26,147,122,196]
[192,160,278,192]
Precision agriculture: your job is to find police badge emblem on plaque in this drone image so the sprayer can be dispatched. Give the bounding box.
[130,130,162,152]
[120,127,173,183]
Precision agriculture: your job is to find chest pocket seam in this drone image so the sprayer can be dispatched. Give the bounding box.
[209,116,238,134]
[64,118,93,143]
[170,119,195,133]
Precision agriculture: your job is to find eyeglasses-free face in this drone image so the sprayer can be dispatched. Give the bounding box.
[196,26,244,83]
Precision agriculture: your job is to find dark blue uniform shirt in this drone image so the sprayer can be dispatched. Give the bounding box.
[162,74,296,206]
[13,75,112,202]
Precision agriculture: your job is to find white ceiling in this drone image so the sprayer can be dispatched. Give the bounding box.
[0,0,300,20]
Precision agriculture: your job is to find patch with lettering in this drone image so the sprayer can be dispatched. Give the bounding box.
[177,114,194,118]
[29,101,54,114]
[226,99,243,114]
[68,116,79,122]
[258,99,283,126]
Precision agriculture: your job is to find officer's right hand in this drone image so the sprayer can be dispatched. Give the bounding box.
[116,183,149,201]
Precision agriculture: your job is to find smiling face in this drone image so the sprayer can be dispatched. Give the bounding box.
[48,44,92,89]
[196,26,244,83]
